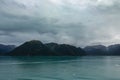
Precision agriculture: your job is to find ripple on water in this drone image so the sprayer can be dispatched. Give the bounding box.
[17,76,64,80]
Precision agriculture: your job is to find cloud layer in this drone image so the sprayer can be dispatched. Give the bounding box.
[0,0,120,47]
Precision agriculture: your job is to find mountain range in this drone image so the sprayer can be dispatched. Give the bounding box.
[0,40,120,56]
[8,40,85,56]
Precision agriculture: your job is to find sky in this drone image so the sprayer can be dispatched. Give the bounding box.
[0,0,120,47]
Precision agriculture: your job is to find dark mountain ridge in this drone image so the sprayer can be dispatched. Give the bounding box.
[45,43,85,56]
[9,40,56,56]
[9,40,85,56]
[1,40,120,56]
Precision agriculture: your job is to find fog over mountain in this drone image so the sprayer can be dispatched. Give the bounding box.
[0,0,120,47]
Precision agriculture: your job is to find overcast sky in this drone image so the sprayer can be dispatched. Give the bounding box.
[0,0,120,47]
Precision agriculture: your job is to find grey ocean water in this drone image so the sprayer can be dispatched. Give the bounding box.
[0,56,120,80]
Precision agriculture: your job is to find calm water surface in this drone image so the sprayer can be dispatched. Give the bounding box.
[0,56,120,80]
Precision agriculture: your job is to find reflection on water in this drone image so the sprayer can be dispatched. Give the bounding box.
[0,56,120,80]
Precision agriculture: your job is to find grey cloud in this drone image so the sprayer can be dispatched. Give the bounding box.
[0,0,120,47]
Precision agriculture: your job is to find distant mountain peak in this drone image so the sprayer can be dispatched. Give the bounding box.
[0,44,16,55]
[25,40,43,44]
